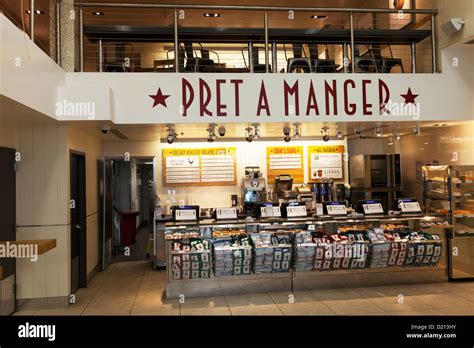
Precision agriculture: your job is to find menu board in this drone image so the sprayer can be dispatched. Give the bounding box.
[308,145,345,182]
[163,147,236,186]
[266,146,304,184]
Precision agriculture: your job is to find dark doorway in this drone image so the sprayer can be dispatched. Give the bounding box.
[0,147,16,313]
[70,151,87,291]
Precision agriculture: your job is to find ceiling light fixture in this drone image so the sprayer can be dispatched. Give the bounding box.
[387,137,394,146]
[25,10,44,14]
[293,122,301,138]
[204,13,221,18]
[375,124,383,137]
[394,128,401,141]
[252,123,261,139]
[283,126,291,143]
[413,123,422,136]
[92,11,104,16]
[354,126,365,139]
[166,124,177,144]
[245,126,254,143]
[336,123,343,138]
[207,123,217,143]
[321,127,330,142]
[311,15,328,19]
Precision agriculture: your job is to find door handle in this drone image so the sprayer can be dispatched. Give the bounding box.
[75,224,82,229]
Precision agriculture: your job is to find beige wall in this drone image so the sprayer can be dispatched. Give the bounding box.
[103,138,349,209]
[67,127,103,276]
[0,97,69,299]
[437,0,474,49]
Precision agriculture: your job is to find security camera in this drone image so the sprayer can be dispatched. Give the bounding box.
[441,18,464,36]
[167,135,175,144]
[283,126,291,136]
[101,125,110,134]
[323,135,330,142]
[284,135,291,143]
[218,126,226,137]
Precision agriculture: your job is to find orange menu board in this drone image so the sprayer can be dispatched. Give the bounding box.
[163,147,237,186]
[307,145,345,182]
[266,146,304,184]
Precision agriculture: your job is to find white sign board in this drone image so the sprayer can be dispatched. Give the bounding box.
[216,207,237,220]
[326,204,347,216]
[363,203,384,215]
[260,206,282,218]
[400,202,422,213]
[175,209,197,221]
[286,205,307,217]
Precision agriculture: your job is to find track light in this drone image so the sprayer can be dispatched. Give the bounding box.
[321,127,330,142]
[245,127,254,143]
[354,126,365,139]
[375,124,383,137]
[413,123,422,136]
[218,125,226,137]
[387,137,394,146]
[293,123,301,138]
[336,123,343,138]
[283,126,291,142]
[394,128,401,141]
[252,123,261,139]
[207,123,217,142]
[166,124,177,144]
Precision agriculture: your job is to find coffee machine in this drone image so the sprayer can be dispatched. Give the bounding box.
[242,167,267,213]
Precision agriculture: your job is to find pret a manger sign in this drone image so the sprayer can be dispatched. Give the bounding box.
[144,74,422,123]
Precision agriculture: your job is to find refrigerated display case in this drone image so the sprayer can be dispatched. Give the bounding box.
[423,165,474,279]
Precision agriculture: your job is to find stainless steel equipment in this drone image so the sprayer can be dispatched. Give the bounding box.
[242,167,267,212]
[274,174,295,199]
[350,154,401,211]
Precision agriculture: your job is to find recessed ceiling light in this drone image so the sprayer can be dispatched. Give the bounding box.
[311,15,328,19]
[25,10,44,14]
[92,11,104,16]
[204,13,221,18]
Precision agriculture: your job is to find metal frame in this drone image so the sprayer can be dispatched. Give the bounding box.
[74,3,438,74]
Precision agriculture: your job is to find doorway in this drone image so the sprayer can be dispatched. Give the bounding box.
[70,151,87,292]
[102,157,155,267]
[0,147,16,314]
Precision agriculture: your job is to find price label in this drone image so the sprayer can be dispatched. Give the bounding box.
[175,209,197,221]
[216,207,237,220]
[363,203,384,215]
[400,202,421,213]
[260,206,281,218]
[286,205,307,217]
[315,203,324,216]
[326,204,347,216]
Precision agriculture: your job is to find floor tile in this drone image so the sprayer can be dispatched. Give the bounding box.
[180,296,228,309]
[394,283,449,296]
[225,293,274,307]
[277,301,335,315]
[268,291,318,304]
[312,288,366,301]
[230,304,283,315]
[411,293,472,309]
[131,305,180,316]
[438,306,474,315]
[387,308,444,316]
[181,307,231,316]
[12,310,36,316]
[322,298,385,315]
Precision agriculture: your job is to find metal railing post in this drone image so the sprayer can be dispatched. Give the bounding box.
[411,42,417,73]
[272,42,277,73]
[99,39,103,72]
[79,7,84,71]
[431,14,437,73]
[29,0,35,40]
[343,43,348,73]
[56,0,61,65]
[264,12,269,73]
[174,9,179,72]
[248,41,254,73]
[350,12,355,73]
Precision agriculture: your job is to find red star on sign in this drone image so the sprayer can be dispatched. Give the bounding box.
[149,88,170,108]
[400,87,419,104]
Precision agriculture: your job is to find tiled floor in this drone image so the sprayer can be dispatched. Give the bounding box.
[13,261,474,316]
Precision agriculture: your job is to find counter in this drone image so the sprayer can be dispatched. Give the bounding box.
[154,214,451,298]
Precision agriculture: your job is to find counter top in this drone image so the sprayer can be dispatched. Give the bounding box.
[0,239,57,255]
[156,214,449,228]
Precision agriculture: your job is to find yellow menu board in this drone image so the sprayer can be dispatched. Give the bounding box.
[266,146,304,184]
[307,145,345,182]
[163,147,237,186]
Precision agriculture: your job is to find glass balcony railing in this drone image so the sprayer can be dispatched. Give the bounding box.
[1,1,438,74]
